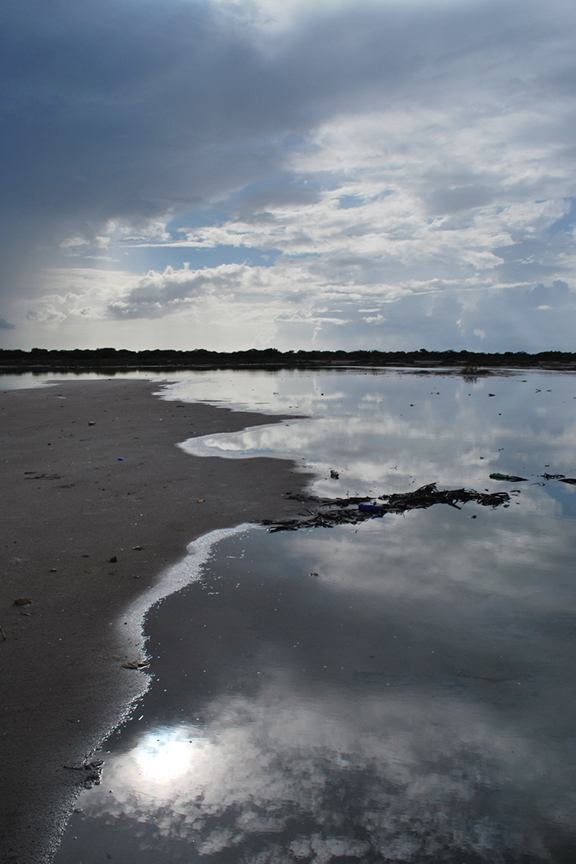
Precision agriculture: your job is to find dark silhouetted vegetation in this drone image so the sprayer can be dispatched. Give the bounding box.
[0,346,575,372]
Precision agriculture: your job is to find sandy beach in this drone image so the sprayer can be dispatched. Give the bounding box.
[0,379,311,864]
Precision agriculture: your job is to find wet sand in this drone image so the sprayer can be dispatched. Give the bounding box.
[0,379,311,864]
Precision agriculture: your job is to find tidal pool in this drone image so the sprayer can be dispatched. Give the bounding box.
[54,369,576,863]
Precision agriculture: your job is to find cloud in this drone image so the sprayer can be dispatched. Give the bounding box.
[21,258,576,351]
[2,0,576,348]
[107,265,228,319]
[0,318,15,329]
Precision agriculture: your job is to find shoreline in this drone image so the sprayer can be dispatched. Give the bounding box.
[2,364,576,378]
[0,379,312,864]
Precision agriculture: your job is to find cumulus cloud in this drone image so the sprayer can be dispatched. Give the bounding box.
[2,0,576,348]
[23,259,576,351]
[106,263,274,319]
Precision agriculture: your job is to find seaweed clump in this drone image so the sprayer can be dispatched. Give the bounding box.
[264,483,511,532]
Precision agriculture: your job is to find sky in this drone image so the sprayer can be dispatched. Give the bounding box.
[1,0,576,352]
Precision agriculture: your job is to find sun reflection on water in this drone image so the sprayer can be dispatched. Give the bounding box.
[133,728,205,785]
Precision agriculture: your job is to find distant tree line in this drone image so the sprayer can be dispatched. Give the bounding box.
[0,347,575,371]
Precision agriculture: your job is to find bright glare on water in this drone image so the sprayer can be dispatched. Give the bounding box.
[53,368,576,864]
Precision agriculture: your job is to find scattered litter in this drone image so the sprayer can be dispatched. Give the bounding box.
[117,457,123,461]
[330,470,340,479]
[0,627,6,642]
[489,473,527,482]
[539,473,576,484]
[49,567,57,572]
[121,661,149,670]
[488,393,495,397]
[88,421,96,426]
[132,545,143,551]
[13,598,32,606]
[108,556,117,563]
[197,498,205,503]
[265,484,511,532]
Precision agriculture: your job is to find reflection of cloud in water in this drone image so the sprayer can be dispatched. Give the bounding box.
[174,372,576,500]
[70,508,576,863]
[57,370,576,863]
[286,506,576,610]
[80,686,574,861]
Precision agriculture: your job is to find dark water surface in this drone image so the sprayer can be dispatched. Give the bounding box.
[53,370,576,863]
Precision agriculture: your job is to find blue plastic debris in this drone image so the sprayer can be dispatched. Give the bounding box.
[358,503,385,514]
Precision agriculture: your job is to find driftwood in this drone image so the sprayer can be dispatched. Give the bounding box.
[263,483,511,532]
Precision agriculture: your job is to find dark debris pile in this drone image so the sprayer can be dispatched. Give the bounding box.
[263,483,511,532]
[63,759,104,789]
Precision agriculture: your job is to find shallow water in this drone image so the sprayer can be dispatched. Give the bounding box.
[164,368,576,501]
[49,368,576,863]
[0,369,160,390]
